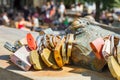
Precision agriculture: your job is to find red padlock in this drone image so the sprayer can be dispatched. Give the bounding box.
[27,33,37,50]
[90,38,105,60]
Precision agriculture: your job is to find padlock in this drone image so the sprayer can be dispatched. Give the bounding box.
[30,50,46,70]
[10,46,31,71]
[4,42,16,52]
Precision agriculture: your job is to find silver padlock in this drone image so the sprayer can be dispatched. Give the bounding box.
[4,42,17,52]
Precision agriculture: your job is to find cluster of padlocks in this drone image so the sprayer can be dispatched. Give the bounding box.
[4,32,74,71]
[90,35,120,80]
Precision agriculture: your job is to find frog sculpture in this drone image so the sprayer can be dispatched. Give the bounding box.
[65,16,120,72]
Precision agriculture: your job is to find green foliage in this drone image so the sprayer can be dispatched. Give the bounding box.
[114,0,120,8]
[101,0,116,10]
[79,0,120,10]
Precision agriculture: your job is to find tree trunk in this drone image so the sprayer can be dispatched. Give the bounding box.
[95,0,101,22]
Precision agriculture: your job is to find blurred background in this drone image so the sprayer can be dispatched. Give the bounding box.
[0,0,120,31]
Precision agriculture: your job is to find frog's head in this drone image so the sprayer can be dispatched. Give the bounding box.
[65,16,95,34]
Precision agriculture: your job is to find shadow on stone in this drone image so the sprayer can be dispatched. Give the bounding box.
[68,66,115,80]
[0,55,9,60]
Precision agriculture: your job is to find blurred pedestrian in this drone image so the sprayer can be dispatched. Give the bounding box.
[2,12,10,25]
[50,0,56,18]
[31,15,39,31]
[23,6,30,21]
[16,16,30,31]
[58,1,66,22]
[46,2,51,18]
[41,2,47,14]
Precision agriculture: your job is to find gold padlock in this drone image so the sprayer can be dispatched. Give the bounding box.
[30,50,45,70]
[54,37,65,67]
[108,56,120,79]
